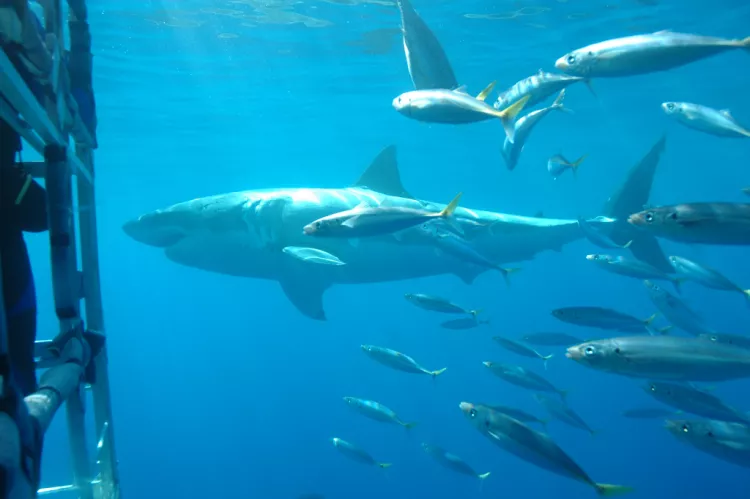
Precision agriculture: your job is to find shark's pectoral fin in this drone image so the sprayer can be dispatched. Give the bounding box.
[279,276,331,321]
[453,266,488,285]
[628,232,672,273]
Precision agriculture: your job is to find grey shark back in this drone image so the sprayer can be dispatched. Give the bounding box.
[603,135,671,273]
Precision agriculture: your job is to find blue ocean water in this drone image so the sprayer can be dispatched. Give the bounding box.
[22,0,750,497]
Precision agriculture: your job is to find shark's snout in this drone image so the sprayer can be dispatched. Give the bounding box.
[122,215,185,248]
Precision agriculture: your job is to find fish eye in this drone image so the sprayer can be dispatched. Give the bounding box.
[584,346,596,356]
[707,431,714,438]
[682,425,689,433]
[644,212,654,223]
[614,347,621,354]
[567,54,576,65]
[650,384,656,392]
[666,103,675,111]
[470,409,477,418]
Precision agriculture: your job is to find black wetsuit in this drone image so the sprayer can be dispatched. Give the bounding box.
[1,119,48,396]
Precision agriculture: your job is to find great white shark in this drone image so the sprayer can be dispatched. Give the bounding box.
[122,138,668,321]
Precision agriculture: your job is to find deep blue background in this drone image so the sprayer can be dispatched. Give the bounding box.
[23,0,750,497]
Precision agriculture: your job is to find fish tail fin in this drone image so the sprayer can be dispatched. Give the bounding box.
[378,462,392,469]
[570,154,587,179]
[497,95,530,142]
[738,36,750,50]
[431,367,448,378]
[622,239,633,248]
[439,192,463,217]
[476,80,497,101]
[402,421,418,431]
[470,309,483,318]
[595,483,634,496]
[499,266,521,286]
[644,313,658,325]
[658,325,673,335]
[742,289,750,303]
[478,472,491,480]
[552,89,574,114]
[543,354,554,370]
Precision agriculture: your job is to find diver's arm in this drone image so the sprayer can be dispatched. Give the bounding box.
[1,164,48,233]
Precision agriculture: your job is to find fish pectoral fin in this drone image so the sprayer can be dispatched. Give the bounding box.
[341,216,361,228]
[278,275,331,321]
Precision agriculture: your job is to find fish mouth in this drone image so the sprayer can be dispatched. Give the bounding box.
[302,224,315,235]
[482,361,492,368]
[459,402,474,414]
[585,254,597,261]
[565,347,579,360]
[554,58,566,70]
[627,213,643,226]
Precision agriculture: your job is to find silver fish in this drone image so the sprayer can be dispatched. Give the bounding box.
[331,437,391,469]
[502,90,571,171]
[282,246,345,266]
[578,217,632,249]
[551,306,655,332]
[533,394,597,436]
[393,87,528,141]
[361,344,447,377]
[493,336,554,369]
[665,419,750,469]
[661,102,750,138]
[586,254,681,291]
[521,332,584,347]
[644,280,713,336]
[343,397,417,429]
[548,154,587,179]
[460,403,631,495]
[303,193,462,238]
[397,0,457,91]
[404,293,478,315]
[566,335,750,381]
[669,256,750,302]
[421,443,491,482]
[494,70,584,111]
[644,381,750,424]
[483,361,566,399]
[440,316,490,330]
[628,203,750,245]
[555,31,750,78]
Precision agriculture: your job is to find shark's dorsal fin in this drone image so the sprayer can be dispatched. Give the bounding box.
[352,145,415,199]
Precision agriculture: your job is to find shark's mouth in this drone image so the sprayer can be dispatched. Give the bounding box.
[122,213,187,248]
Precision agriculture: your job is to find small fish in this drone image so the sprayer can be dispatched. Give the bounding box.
[440,316,490,330]
[521,332,584,347]
[669,256,750,303]
[361,345,447,377]
[404,293,478,316]
[743,187,750,197]
[699,332,750,350]
[665,419,750,469]
[502,90,571,171]
[578,218,632,249]
[548,154,587,179]
[534,394,597,436]
[343,397,418,429]
[586,254,681,292]
[555,31,750,78]
[483,361,566,399]
[484,404,548,427]
[419,222,520,285]
[644,280,713,336]
[393,87,529,141]
[493,336,554,369]
[331,437,391,469]
[421,443,491,483]
[661,102,750,138]
[628,203,750,246]
[644,381,750,424]
[460,403,632,496]
[551,306,655,332]
[494,70,584,111]
[282,246,346,266]
[622,407,679,419]
[303,193,462,239]
[566,335,750,381]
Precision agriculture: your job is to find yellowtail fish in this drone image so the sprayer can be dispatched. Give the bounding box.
[665,419,750,469]
[668,256,750,303]
[555,31,750,78]
[643,280,714,336]
[483,361,566,399]
[548,154,587,179]
[494,70,585,111]
[460,403,632,496]
[361,345,447,377]
[551,306,655,332]
[404,293,479,315]
[586,254,681,292]
[533,394,598,436]
[661,102,750,138]
[644,381,750,424]
[282,246,345,266]
[331,438,391,469]
[493,336,554,369]
[421,443,491,485]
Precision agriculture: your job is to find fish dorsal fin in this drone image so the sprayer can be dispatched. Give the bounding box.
[352,145,416,199]
[476,81,497,101]
[720,109,733,118]
[454,84,469,94]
